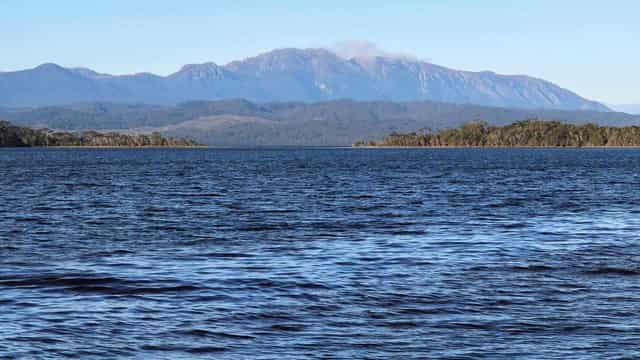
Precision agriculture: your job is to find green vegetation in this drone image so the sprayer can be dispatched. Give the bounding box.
[356,120,640,147]
[2,99,640,146]
[0,121,202,147]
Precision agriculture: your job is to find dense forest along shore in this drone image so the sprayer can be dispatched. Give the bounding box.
[0,121,203,147]
[355,120,640,148]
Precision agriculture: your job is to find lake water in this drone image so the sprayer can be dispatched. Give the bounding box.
[1,148,640,359]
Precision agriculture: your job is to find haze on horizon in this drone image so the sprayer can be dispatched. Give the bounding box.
[2,0,638,104]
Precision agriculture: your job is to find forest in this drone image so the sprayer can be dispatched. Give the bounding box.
[2,99,640,146]
[355,120,640,147]
[0,121,202,147]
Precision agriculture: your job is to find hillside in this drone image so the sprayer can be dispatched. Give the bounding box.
[2,100,638,146]
[0,48,607,111]
[358,120,640,147]
[0,121,201,147]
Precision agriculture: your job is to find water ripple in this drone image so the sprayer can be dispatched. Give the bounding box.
[1,148,640,359]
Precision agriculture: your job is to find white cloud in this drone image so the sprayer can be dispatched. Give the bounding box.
[329,40,420,61]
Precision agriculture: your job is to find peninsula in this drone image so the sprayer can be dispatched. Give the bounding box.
[355,120,640,148]
[0,121,203,147]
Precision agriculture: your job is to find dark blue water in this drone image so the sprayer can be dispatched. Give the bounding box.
[1,148,640,359]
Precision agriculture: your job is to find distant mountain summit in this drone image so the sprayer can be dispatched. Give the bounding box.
[0,48,609,111]
[170,63,229,81]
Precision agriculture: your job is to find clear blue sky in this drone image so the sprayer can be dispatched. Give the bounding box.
[2,0,638,103]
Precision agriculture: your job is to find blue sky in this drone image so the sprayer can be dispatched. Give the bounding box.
[2,0,638,103]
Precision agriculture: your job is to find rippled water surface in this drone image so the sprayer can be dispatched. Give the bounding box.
[1,148,640,359]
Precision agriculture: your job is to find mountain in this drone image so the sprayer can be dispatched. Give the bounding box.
[610,104,640,114]
[3,99,638,146]
[0,48,608,111]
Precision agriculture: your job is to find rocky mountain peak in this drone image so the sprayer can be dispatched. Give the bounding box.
[172,62,226,80]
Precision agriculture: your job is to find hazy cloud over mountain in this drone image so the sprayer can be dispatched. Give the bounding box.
[329,40,419,61]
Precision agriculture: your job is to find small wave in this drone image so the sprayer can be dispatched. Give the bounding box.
[65,284,203,295]
[201,252,254,259]
[0,274,204,295]
[143,206,169,213]
[7,336,65,344]
[14,216,43,223]
[292,282,331,290]
[383,321,419,328]
[31,206,73,212]
[185,346,228,354]
[0,275,122,287]
[584,267,640,276]
[270,323,307,332]
[166,192,222,198]
[180,329,254,340]
[389,229,427,236]
[238,223,295,231]
[397,307,448,315]
[349,194,375,199]
[88,249,134,257]
[500,222,528,229]
[350,342,382,349]
[510,264,555,272]
[141,344,227,353]
[259,209,296,214]
[444,322,495,330]
[304,304,342,312]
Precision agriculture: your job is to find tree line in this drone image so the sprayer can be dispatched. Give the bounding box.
[355,120,640,147]
[0,121,202,147]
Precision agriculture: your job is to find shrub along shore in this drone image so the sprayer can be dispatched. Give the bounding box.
[354,120,640,148]
[0,121,203,147]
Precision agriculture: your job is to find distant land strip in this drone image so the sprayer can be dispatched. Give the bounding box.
[0,121,203,147]
[3,99,640,147]
[355,120,640,148]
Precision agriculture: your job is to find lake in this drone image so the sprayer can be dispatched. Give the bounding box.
[1,148,639,359]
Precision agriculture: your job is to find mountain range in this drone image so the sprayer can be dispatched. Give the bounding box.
[0,48,608,111]
[3,99,638,146]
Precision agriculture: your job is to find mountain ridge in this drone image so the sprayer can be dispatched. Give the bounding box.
[0,48,608,111]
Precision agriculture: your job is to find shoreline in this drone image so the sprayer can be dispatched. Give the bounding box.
[4,145,640,149]
[0,145,208,149]
[352,145,640,149]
